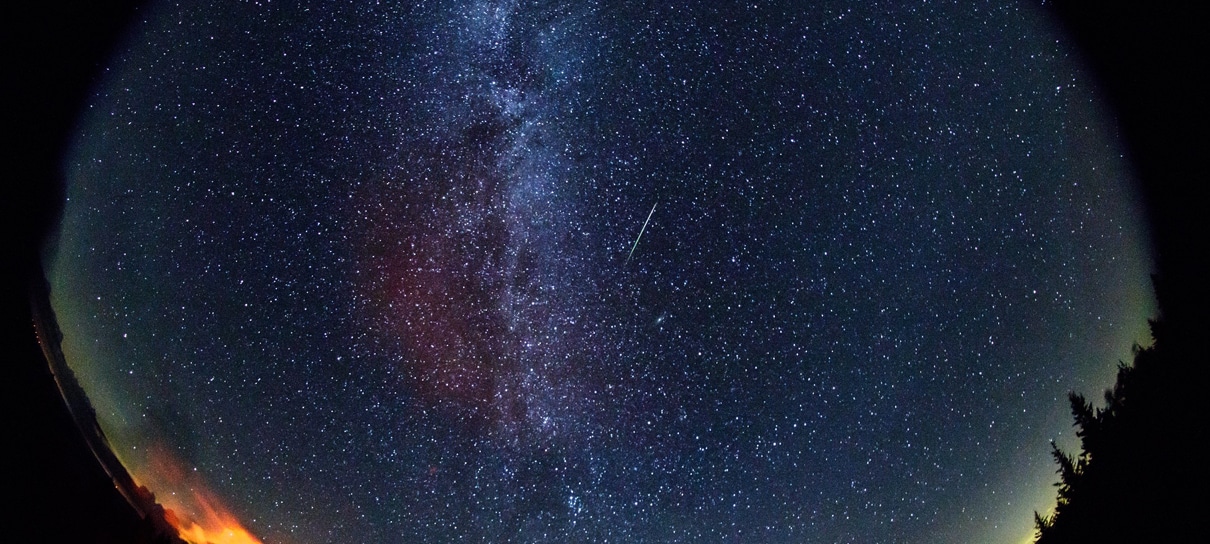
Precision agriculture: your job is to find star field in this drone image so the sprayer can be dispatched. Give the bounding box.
[50,1,1154,542]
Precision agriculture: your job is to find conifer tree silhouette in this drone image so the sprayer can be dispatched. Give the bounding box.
[1034,293,1207,543]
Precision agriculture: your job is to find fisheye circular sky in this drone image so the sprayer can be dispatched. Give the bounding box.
[49,1,1154,542]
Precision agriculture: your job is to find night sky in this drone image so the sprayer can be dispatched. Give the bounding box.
[48,1,1155,542]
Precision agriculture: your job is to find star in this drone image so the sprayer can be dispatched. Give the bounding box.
[46,2,1156,542]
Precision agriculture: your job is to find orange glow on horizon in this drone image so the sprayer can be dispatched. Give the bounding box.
[143,444,264,544]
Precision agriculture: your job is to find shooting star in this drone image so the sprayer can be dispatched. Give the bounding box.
[626,200,658,264]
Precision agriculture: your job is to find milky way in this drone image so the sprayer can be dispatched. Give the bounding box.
[50,1,1154,542]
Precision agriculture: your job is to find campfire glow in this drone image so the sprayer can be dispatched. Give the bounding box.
[143,445,263,544]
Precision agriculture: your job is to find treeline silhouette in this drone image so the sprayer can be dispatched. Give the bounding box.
[1034,279,1208,543]
[1033,2,1206,540]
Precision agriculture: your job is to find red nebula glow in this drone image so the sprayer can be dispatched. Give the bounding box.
[350,171,514,418]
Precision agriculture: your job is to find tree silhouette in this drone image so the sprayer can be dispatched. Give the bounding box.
[1034,281,1207,543]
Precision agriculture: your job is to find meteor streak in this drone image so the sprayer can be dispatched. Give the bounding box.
[626,200,658,264]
